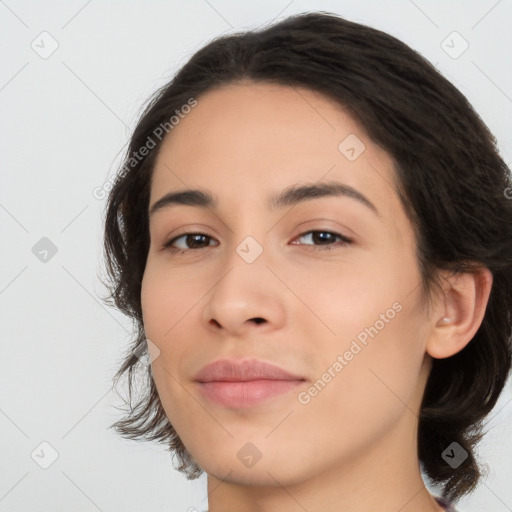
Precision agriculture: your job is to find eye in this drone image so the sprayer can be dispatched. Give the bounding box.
[162,229,352,255]
[291,230,352,251]
[162,233,217,255]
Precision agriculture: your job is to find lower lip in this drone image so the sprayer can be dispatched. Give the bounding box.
[197,379,304,408]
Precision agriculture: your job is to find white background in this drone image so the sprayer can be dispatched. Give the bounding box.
[1,1,511,511]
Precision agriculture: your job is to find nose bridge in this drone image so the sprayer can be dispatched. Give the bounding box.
[234,233,266,266]
[211,197,288,288]
[218,230,270,292]
[201,225,284,332]
[222,205,272,267]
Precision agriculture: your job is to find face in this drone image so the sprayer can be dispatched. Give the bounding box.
[141,81,433,487]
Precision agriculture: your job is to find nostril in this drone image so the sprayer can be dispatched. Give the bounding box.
[251,317,266,325]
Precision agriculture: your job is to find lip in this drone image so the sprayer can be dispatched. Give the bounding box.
[194,358,306,408]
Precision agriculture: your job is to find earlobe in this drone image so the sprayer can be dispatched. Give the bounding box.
[426,267,493,359]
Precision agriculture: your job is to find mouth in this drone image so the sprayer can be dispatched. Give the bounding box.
[193,358,306,408]
[196,379,305,408]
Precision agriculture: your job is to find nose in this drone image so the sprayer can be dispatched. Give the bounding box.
[201,244,287,337]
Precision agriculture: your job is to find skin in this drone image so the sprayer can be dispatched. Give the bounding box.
[141,81,492,512]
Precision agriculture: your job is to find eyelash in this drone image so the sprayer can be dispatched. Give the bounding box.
[161,230,352,256]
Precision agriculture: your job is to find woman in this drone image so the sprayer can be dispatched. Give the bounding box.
[101,11,512,512]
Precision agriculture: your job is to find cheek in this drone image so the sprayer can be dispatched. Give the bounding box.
[299,259,426,428]
[141,262,160,327]
[140,260,201,337]
[140,264,202,400]
[297,309,425,450]
[291,265,401,348]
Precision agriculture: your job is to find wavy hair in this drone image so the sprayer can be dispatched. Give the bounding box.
[99,11,512,502]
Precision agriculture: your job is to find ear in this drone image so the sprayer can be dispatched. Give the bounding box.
[426,266,493,359]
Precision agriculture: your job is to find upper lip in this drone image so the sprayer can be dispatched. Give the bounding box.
[194,358,306,383]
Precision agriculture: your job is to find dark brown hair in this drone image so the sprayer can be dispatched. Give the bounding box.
[100,11,512,503]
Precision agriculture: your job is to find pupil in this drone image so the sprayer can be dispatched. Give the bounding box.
[314,232,332,244]
[189,234,206,248]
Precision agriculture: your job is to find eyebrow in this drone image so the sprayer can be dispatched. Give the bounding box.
[149,181,379,218]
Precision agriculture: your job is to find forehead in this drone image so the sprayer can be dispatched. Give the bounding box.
[157,81,368,163]
[150,81,403,231]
